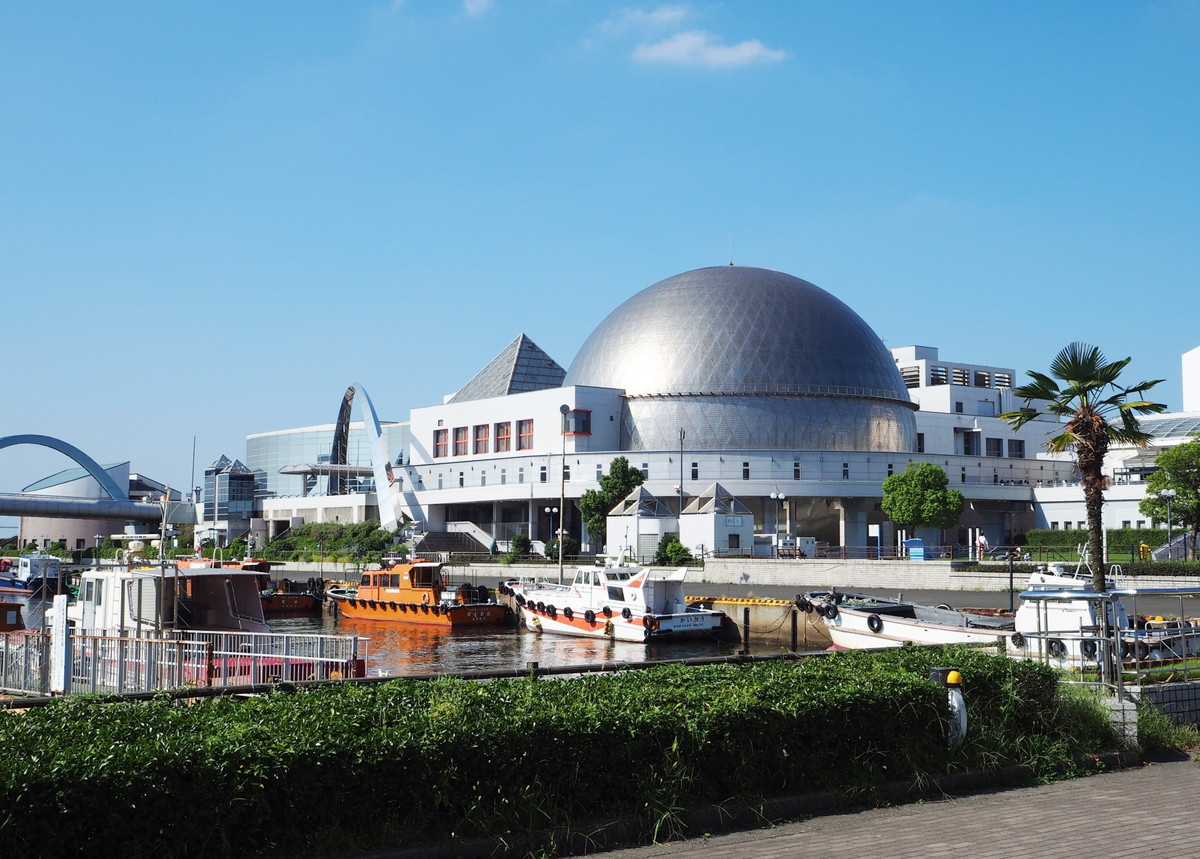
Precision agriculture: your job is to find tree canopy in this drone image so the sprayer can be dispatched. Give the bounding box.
[881,462,964,535]
[578,456,645,549]
[1139,436,1200,560]
[1001,342,1165,590]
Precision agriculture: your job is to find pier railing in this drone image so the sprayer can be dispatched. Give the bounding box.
[1,627,367,698]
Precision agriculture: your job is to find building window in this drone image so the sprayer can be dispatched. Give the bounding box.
[539,466,547,483]
[961,466,967,483]
[692,462,700,480]
[955,401,964,414]
[743,461,750,480]
[453,427,468,456]
[728,533,740,549]
[1122,521,1131,528]
[458,472,464,487]
[916,433,925,453]
[900,366,920,388]
[974,371,990,387]
[1050,522,1058,530]
[564,409,592,435]
[500,469,506,485]
[994,371,1013,387]
[517,419,534,451]
[563,464,571,481]
[930,366,948,385]
[842,462,849,480]
[641,462,649,479]
[473,424,489,454]
[494,422,511,453]
[986,437,1003,457]
[518,467,524,484]
[1007,439,1025,459]
[953,368,969,386]
[793,460,801,479]
[433,429,449,459]
[963,432,979,456]
[887,463,894,477]
[597,464,603,481]
[480,473,486,487]
[1137,520,1145,529]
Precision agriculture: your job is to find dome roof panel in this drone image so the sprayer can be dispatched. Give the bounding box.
[564,266,907,400]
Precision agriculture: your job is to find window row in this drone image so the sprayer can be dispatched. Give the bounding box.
[433,419,535,458]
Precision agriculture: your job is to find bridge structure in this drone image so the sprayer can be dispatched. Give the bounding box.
[0,434,194,525]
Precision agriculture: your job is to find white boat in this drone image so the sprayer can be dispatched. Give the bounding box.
[503,559,726,643]
[797,590,1015,650]
[804,561,1200,670]
[57,557,270,635]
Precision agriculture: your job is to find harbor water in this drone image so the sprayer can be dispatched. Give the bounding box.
[13,594,795,680]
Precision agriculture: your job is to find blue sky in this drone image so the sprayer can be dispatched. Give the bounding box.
[3,1,1199,519]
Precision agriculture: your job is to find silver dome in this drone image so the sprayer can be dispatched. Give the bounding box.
[564,266,916,452]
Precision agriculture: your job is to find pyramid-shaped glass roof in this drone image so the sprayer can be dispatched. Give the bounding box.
[448,334,566,404]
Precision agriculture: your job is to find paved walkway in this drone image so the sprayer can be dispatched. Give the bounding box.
[585,755,1199,858]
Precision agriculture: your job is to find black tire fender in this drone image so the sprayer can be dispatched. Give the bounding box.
[867,613,883,634]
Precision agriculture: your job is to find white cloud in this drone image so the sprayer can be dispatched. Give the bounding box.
[463,0,493,17]
[599,5,692,35]
[633,30,786,68]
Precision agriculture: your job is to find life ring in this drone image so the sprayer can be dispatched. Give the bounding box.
[620,607,631,620]
[584,609,596,624]
[422,593,429,605]
[1010,632,1025,648]
[935,604,953,611]
[563,607,573,620]
[1080,638,1098,659]
[867,613,883,634]
[1048,639,1067,657]
[824,604,839,620]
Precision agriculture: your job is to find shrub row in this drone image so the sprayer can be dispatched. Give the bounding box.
[0,647,1116,858]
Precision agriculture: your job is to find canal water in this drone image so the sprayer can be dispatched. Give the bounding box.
[271,609,793,677]
[13,595,794,679]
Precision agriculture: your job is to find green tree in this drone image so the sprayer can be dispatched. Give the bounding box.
[1139,435,1200,560]
[881,462,965,545]
[1002,342,1165,591]
[578,456,645,550]
[653,533,693,566]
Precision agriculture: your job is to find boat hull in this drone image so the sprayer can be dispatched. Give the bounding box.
[332,594,507,627]
[823,609,1009,650]
[518,603,723,642]
[260,591,323,616]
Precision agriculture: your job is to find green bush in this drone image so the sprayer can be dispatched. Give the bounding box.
[0,648,1119,858]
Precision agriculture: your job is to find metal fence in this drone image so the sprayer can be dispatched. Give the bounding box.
[1,628,367,698]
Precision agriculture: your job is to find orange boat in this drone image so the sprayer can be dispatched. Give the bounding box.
[327,559,508,627]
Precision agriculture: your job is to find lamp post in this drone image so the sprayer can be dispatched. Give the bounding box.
[1162,489,1177,561]
[94,534,104,567]
[545,505,558,572]
[558,404,569,584]
[770,491,788,538]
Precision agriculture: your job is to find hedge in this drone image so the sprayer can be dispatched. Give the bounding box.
[0,647,1117,858]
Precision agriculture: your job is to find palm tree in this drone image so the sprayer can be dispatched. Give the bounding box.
[1001,342,1166,593]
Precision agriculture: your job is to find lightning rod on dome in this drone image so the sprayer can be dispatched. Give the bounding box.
[728,231,734,266]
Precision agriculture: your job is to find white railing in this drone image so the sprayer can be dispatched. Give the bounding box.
[1,628,367,698]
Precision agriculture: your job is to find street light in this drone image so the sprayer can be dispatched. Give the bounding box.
[544,506,558,570]
[770,491,788,533]
[559,404,569,584]
[1162,489,1177,560]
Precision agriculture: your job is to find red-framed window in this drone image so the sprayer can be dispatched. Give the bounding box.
[453,426,468,456]
[563,409,592,435]
[517,419,534,451]
[494,422,511,452]
[473,424,489,454]
[433,428,448,459]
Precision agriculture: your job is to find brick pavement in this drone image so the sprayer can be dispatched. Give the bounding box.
[585,756,1200,858]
